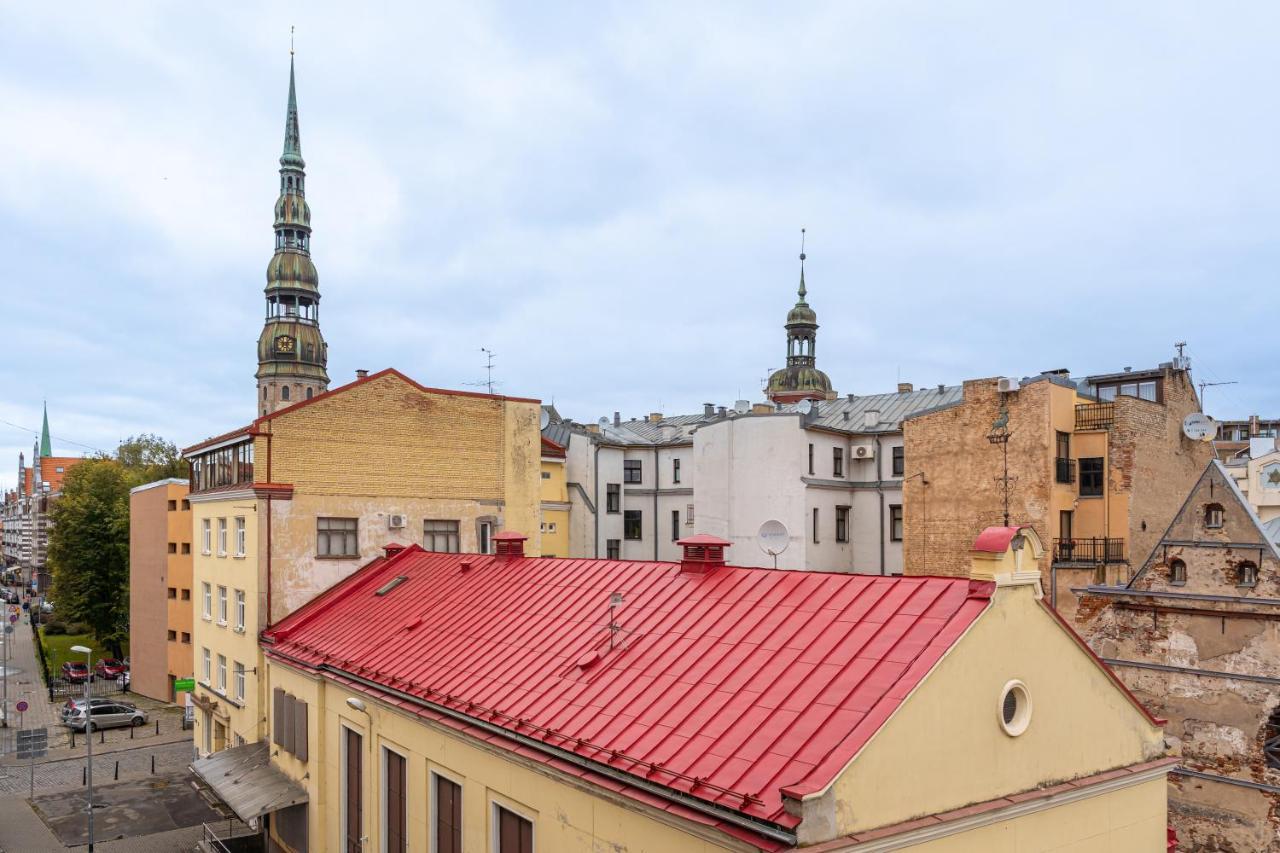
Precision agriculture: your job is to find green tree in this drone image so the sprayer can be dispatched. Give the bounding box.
[47,459,130,657]
[115,434,186,486]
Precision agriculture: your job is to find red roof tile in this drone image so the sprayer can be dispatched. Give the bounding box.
[264,548,991,830]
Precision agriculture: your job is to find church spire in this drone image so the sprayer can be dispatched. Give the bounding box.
[797,227,807,303]
[39,402,51,458]
[256,49,330,416]
[764,230,835,405]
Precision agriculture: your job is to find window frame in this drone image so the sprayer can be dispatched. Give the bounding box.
[234,589,246,631]
[341,725,363,853]
[317,517,359,558]
[216,654,227,693]
[217,518,228,557]
[382,745,409,853]
[890,505,904,542]
[671,509,680,541]
[623,510,643,541]
[201,647,211,683]
[605,484,621,514]
[1205,503,1225,529]
[201,582,212,620]
[1078,457,1105,497]
[606,539,621,559]
[833,446,844,478]
[1168,558,1187,586]
[424,519,461,554]
[201,519,212,555]
[891,446,905,478]
[623,459,642,484]
[234,661,246,701]
[492,800,536,853]
[672,458,681,484]
[430,769,464,853]
[217,585,228,625]
[835,505,850,543]
[234,516,246,557]
[808,443,814,475]
[812,507,820,544]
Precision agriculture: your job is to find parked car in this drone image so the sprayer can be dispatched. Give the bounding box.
[63,702,146,732]
[61,697,119,722]
[61,661,90,683]
[94,659,127,680]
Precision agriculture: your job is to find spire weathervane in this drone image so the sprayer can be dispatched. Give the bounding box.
[290,25,295,56]
[798,228,807,301]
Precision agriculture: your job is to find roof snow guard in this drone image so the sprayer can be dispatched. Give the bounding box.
[262,545,991,842]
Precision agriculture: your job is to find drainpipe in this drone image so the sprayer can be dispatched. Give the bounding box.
[653,446,660,560]
[593,442,601,558]
[875,436,885,575]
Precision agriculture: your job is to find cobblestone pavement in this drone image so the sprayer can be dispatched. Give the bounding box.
[0,739,195,797]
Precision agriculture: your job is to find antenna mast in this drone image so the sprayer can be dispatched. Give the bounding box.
[1198,379,1237,412]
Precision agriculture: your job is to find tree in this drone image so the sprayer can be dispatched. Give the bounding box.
[47,459,130,657]
[115,434,186,487]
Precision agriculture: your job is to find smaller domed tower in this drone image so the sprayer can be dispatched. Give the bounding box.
[766,234,836,405]
[256,56,329,415]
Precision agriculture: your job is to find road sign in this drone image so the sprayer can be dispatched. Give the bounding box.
[16,727,47,760]
[174,678,196,693]
[15,700,27,712]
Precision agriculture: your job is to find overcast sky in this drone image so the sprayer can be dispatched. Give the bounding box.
[1,3,1277,488]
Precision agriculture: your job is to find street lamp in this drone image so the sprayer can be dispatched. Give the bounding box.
[70,644,94,851]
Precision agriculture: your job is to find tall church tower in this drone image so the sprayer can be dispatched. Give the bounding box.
[256,56,330,416]
[765,234,836,405]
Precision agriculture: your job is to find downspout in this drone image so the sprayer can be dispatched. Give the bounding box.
[875,436,885,575]
[593,442,601,558]
[653,445,660,560]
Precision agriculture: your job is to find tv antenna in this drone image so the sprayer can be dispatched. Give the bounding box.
[1198,379,1237,412]
[463,348,500,395]
[607,592,628,650]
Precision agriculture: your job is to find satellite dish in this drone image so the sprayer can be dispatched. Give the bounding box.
[1183,413,1216,443]
[758,520,789,556]
[598,416,611,427]
[539,409,551,430]
[797,399,813,415]
[734,400,751,414]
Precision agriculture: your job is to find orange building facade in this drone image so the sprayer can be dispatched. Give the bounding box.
[128,479,195,702]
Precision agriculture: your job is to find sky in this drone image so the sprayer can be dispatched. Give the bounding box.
[1,2,1277,488]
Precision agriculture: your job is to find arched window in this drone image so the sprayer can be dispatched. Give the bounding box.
[281,386,290,401]
[1205,503,1225,529]
[306,388,313,400]
[262,386,267,400]
[1237,560,1258,587]
[1169,558,1187,586]
[1266,706,1280,769]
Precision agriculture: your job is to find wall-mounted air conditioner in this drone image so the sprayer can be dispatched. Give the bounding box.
[997,377,1021,393]
[853,445,875,460]
[388,514,406,529]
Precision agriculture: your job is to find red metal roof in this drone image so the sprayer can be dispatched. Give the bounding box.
[264,547,992,831]
[970,525,1035,553]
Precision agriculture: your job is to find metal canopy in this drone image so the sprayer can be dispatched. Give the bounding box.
[190,741,308,823]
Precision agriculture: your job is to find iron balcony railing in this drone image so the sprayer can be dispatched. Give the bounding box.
[1054,457,1075,484]
[1053,537,1126,564]
[1075,402,1115,431]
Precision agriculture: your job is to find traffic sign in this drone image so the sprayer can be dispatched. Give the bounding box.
[174,678,196,693]
[15,701,27,712]
[16,727,48,760]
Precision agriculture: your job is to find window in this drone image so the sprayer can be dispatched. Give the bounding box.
[833,447,844,478]
[892,446,905,478]
[606,484,620,513]
[201,647,211,683]
[306,387,313,399]
[168,499,177,511]
[201,519,211,554]
[1079,458,1104,497]
[217,518,228,557]
[999,680,1032,737]
[167,587,177,599]
[317,517,359,557]
[167,629,177,642]
[808,443,814,475]
[273,689,308,760]
[1237,561,1259,588]
[495,804,534,853]
[606,539,620,559]
[812,507,820,544]
[424,520,460,553]
[281,385,290,401]
[216,654,227,693]
[672,458,681,484]
[234,517,246,556]
[181,543,191,555]
[181,632,191,644]
[890,505,903,542]
[624,510,642,540]
[836,506,850,542]
[235,589,246,631]
[343,727,362,853]
[671,510,680,541]
[1169,558,1187,586]
[167,542,177,554]
[434,773,463,853]
[540,471,550,480]
[181,498,190,511]
[217,585,228,624]
[201,583,212,619]
[624,459,642,484]
[478,521,493,555]
[1205,503,1224,529]
[234,662,246,700]
[181,588,191,601]
[1266,707,1280,770]
[1054,432,1073,483]
[686,503,694,525]
[385,749,407,853]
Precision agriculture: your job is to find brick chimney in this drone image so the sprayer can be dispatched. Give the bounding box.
[356,369,369,379]
[675,534,732,574]
[897,382,913,393]
[493,531,527,560]
[649,412,663,423]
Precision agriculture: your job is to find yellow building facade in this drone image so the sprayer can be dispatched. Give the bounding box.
[539,436,570,558]
[192,527,1173,852]
[184,369,541,755]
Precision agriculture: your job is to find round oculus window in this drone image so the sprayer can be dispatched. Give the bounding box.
[999,680,1032,736]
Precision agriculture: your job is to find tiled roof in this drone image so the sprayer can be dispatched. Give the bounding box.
[264,547,991,830]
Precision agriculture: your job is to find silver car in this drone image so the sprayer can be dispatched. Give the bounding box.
[63,700,147,732]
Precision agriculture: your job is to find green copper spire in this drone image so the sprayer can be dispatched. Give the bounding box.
[280,56,304,169]
[39,402,51,457]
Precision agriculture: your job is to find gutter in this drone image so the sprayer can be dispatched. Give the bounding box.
[1100,657,1280,686]
[266,651,798,846]
[875,436,884,576]
[1173,766,1280,795]
[593,443,601,557]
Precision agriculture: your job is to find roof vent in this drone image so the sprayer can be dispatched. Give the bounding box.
[898,382,913,394]
[703,403,715,417]
[356,369,369,379]
[847,393,855,402]
[459,559,473,572]
[383,542,406,559]
[613,412,621,426]
[717,406,727,417]
[493,531,527,560]
[937,384,946,393]
[675,534,732,574]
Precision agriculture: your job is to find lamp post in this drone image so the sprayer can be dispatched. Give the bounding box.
[70,644,94,851]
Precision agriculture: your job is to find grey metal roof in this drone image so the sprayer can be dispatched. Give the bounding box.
[190,741,308,823]
[795,385,964,433]
[1263,518,1280,548]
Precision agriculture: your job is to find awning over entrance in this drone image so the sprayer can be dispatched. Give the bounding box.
[190,741,308,824]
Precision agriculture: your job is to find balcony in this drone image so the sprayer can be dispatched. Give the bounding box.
[1053,537,1126,564]
[1075,402,1114,431]
[1054,457,1075,484]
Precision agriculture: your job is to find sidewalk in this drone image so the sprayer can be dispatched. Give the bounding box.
[0,793,205,852]
[0,609,62,739]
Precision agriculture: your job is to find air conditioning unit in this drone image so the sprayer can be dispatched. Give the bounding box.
[388,514,406,529]
[853,445,875,460]
[997,377,1021,393]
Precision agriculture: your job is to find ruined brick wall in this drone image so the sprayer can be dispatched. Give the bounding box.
[1112,369,1213,571]
[903,378,1053,577]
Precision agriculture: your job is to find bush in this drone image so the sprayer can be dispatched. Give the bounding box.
[66,622,93,635]
[43,621,67,635]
